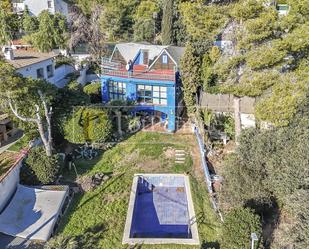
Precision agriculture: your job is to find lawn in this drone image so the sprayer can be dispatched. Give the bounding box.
[58,132,221,249]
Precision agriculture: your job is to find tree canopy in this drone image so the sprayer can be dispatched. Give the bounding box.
[64,106,112,144]
[180,0,309,127]
[219,101,309,248]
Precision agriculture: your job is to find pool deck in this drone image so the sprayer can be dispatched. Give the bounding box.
[122,174,200,245]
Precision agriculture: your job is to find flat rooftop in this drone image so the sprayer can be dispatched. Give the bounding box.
[0,184,69,241]
[3,50,56,69]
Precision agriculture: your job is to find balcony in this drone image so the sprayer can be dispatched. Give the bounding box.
[101,58,176,82]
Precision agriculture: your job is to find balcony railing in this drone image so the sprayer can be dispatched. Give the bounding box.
[101,57,175,82]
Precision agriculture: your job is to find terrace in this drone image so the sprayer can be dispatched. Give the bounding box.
[101,58,176,82]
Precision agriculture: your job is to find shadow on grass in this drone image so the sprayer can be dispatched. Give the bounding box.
[60,152,105,182]
[201,240,220,249]
[76,223,107,249]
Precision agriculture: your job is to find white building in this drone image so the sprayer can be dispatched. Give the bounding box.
[12,0,69,19]
[2,48,74,88]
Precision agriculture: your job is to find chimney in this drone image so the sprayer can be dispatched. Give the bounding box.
[2,46,14,60]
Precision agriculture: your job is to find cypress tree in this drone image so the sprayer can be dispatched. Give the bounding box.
[0,6,12,45]
[161,0,173,45]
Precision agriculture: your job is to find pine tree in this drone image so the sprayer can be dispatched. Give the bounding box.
[22,6,38,34]
[0,6,12,45]
[161,0,174,45]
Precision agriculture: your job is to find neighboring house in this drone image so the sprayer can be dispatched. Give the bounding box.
[276,4,290,15]
[199,92,256,129]
[12,0,70,19]
[0,113,17,147]
[2,47,73,87]
[101,43,185,132]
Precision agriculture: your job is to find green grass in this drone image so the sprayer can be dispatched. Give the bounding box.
[58,132,221,249]
[7,135,30,152]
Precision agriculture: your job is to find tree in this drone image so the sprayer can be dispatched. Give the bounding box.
[0,6,12,45]
[100,0,140,41]
[133,0,159,42]
[219,108,309,248]
[0,0,11,13]
[52,81,90,145]
[69,6,106,60]
[31,10,55,52]
[161,0,174,45]
[221,207,262,249]
[22,7,38,33]
[181,0,309,137]
[133,19,155,42]
[180,44,202,114]
[83,82,102,103]
[64,107,112,144]
[22,147,59,185]
[0,60,57,156]
[53,13,69,49]
[30,10,68,52]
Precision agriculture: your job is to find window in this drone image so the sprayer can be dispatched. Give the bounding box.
[162,54,168,64]
[47,65,54,78]
[47,0,52,8]
[108,81,126,100]
[137,85,167,105]
[36,68,44,79]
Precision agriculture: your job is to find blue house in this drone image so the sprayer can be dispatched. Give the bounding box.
[101,43,185,132]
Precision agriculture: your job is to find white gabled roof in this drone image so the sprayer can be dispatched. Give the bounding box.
[112,43,168,63]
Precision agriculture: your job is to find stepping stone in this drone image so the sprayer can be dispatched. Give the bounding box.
[175,161,185,164]
[175,157,185,161]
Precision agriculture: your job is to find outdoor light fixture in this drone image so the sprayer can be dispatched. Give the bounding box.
[251,232,258,249]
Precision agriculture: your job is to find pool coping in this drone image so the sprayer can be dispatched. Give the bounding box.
[122,173,200,245]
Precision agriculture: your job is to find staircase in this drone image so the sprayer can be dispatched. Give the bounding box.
[175,149,186,164]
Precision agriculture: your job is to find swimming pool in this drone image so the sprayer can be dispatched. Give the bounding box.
[123,174,199,245]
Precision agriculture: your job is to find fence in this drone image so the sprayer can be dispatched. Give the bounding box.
[193,123,224,222]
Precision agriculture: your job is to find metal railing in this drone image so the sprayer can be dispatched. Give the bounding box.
[193,123,224,222]
[101,57,176,82]
[101,68,175,81]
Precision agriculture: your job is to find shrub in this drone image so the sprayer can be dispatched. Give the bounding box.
[64,107,112,144]
[44,235,78,249]
[221,207,262,249]
[21,147,59,185]
[83,82,102,103]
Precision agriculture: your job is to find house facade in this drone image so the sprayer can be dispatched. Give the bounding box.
[2,48,74,87]
[101,43,185,132]
[12,0,69,19]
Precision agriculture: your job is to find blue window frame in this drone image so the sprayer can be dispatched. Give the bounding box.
[137,85,167,105]
[162,54,168,64]
[108,81,126,100]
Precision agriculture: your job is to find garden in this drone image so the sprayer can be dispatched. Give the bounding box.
[56,132,221,249]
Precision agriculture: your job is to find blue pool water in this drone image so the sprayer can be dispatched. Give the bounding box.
[130,176,192,239]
